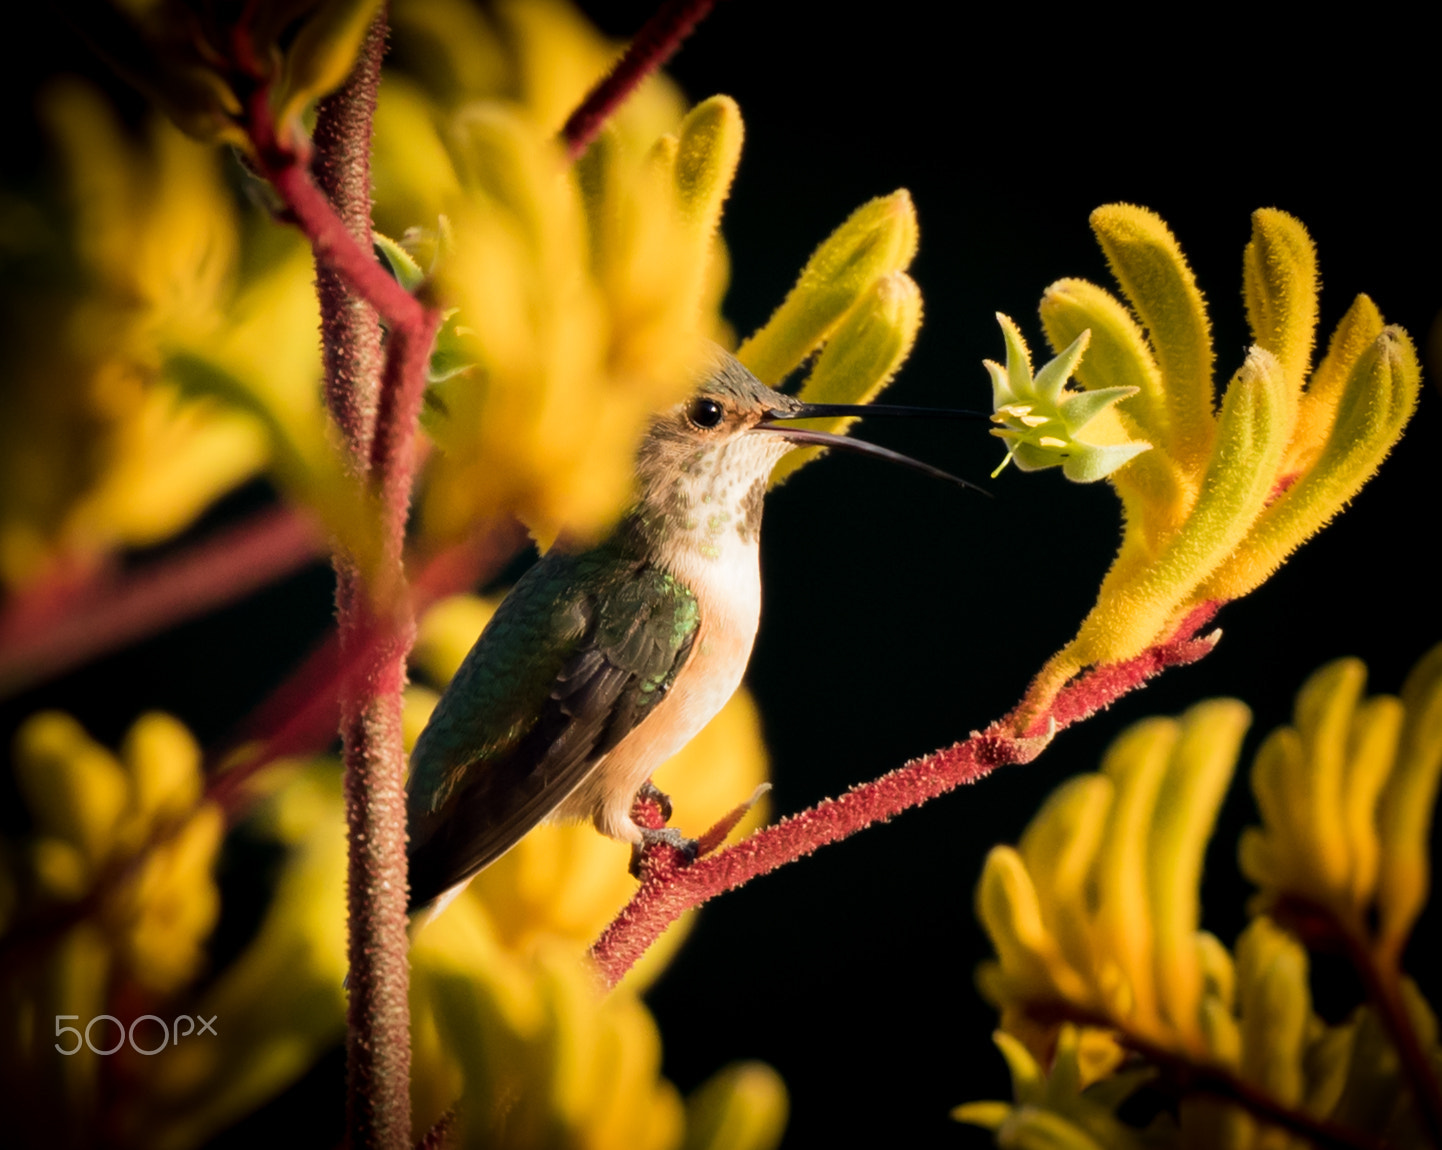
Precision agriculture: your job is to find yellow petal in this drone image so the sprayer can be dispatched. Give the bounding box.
[1093,718,1175,1032]
[1242,208,1318,390]
[13,713,129,865]
[1285,293,1384,477]
[1149,700,1250,1048]
[121,712,204,830]
[769,271,923,485]
[1376,642,1442,960]
[1089,205,1215,471]
[682,1062,788,1150]
[1196,326,1420,603]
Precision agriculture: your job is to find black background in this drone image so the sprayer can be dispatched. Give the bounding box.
[5,1,1440,1146]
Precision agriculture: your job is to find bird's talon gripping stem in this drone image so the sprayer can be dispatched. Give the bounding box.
[629,827,699,877]
[634,779,674,823]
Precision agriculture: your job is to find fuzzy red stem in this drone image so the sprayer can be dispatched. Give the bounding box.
[312,14,386,461]
[561,0,720,159]
[371,319,443,541]
[252,13,421,1146]
[248,96,424,335]
[0,507,322,697]
[590,606,1223,987]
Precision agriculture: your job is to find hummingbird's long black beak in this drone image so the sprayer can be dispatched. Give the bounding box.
[768,402,991,423]
[757,403,990,494]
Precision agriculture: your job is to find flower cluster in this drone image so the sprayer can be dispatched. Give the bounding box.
[0,712,223,1146]
[1241,647,1442,968]
[0,84,270,588]
[1007,207,1419,713]
[986,316,1150,483]
[962,643,1442,1148]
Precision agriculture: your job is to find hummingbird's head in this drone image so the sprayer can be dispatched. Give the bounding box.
[632,351,802,554]
[630,348,983,561]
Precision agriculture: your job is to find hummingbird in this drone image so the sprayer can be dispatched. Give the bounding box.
[406,347,980,920]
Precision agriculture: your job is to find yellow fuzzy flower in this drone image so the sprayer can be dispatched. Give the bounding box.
[965,647,1442,1149]
[1018,207,1419,713]
[1241,644,1442,968]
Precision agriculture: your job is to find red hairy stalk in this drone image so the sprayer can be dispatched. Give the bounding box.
[562,0,720,159]
[311,14,386,462]
[590,606,1224,987]
[247,12,431,1146]
[247,100,425,338]
[0,507,322,697]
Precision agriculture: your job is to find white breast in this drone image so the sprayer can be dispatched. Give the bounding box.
[557,531,763,842]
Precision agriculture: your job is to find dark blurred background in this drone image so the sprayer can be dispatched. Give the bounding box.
[5,1,1439,1146]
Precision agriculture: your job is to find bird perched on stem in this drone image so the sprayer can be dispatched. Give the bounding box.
[406,348,979,921]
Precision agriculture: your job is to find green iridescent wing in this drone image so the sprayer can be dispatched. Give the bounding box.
[406,548,699,911]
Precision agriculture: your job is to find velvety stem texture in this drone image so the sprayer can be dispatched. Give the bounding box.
[562,0,719,158]
[307,14,414,1149]
[592,604,1223,986]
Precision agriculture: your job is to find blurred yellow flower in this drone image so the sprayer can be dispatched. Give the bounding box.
[976,699,1250,1060]
[0,82,268,588]
[965,646,1442,1149]
[7,711,220,992]
[0,711,223,1147]
[1241,644,1442,967]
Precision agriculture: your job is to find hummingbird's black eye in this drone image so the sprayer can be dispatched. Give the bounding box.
[687,397,725,429]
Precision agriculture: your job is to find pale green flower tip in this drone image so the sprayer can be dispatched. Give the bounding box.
[1061,439,1152,483]
[990,428,1151,483]
[1032,329,1091,403]
[426,308,477,385]
[986,317,1148,482]
[995,312,1034,397]
[985,358,1015,407]
[1057,386,1141,436]
[374,232,425,294]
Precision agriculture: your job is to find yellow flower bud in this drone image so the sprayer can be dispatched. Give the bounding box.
[14,713,128,866]
[683,1062,788,1150]
[737,190,918,386]
[769,271,924,485]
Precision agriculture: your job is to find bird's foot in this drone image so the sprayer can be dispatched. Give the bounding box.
[629,826,698,878]
[633,779,674,823]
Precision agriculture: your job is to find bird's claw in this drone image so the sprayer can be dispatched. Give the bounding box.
[629,826,699,877]
[634,779,674,822]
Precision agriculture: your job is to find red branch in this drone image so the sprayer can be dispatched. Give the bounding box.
[590,604,1224,987]
[370,319,443,542]
[0,507,322,696]
[245,12,439,1146]
[561,0,720,159]
[248,93,425,336]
